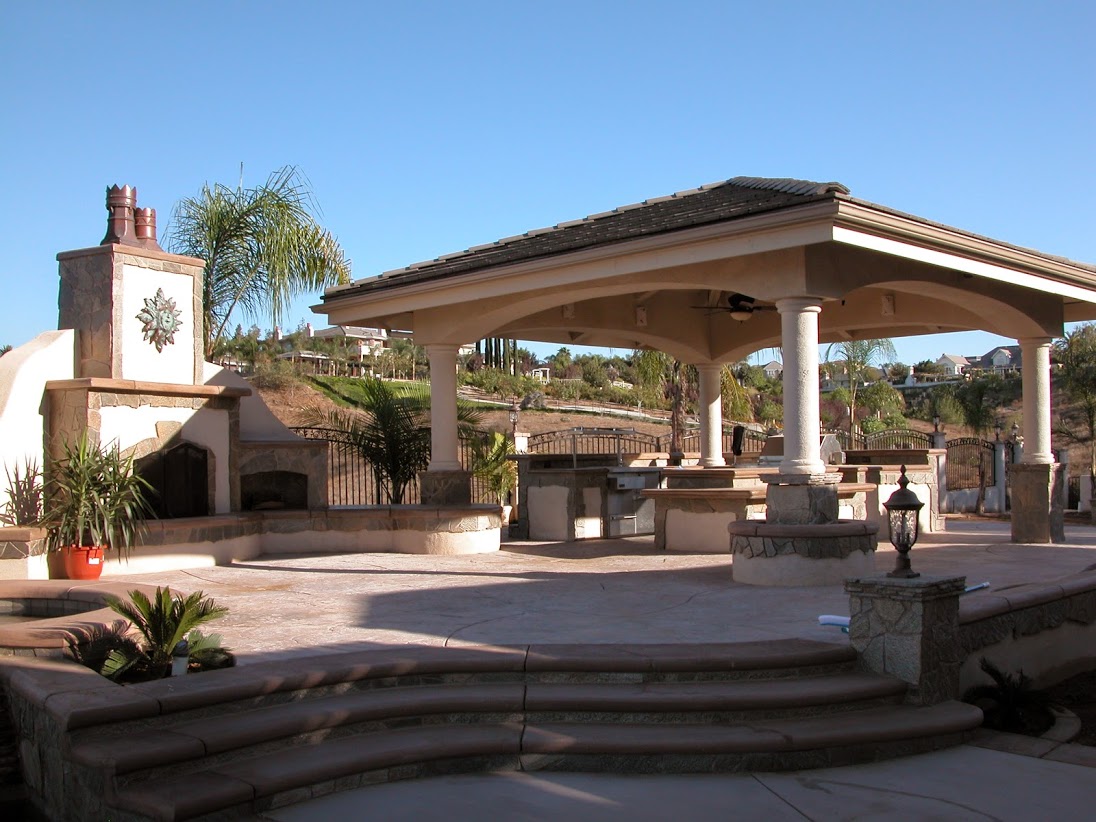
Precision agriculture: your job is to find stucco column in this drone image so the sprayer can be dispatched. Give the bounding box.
[776,297,825,476]
[425,344,462,471]
[1019,337,1054,465]
[697,363,725,467]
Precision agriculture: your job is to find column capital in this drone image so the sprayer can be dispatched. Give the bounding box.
[775,297,822,315]
[1017,336,1053,348]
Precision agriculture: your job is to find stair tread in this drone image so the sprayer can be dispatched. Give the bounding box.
[112,702,982,819]
[73,673,903,773]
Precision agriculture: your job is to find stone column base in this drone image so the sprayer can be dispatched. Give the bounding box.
[1010,463,1065,544]
[729,520,878,586]
[763,473,842,524]
[419,470,472,506]
[845,575,965,705]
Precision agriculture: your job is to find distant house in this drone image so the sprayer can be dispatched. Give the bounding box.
[313,325,389,360]
[530,366,551,383]
[965,345,1022,374]
[762,360,783,379]
[935,354,969,376]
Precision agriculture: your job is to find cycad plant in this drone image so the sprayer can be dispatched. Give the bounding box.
[962,657,1053,735]
[305,378,483,504]
[102,587,229,680]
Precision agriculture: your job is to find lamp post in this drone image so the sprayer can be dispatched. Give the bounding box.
[883,465,924,578]
[994,419,1003,441]
[509,400,519,442]
[932,414,940,434]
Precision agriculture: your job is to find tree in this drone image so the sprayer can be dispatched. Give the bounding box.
[167,166,351,359]
[0,344,11,357]
[859,380,906,420]
[1055,324,1096,488]
[824,339,897,436]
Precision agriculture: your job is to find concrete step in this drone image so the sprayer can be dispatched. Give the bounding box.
[73,673,904,782]
[110,702,983,821]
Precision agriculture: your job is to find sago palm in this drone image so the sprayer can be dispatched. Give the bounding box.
[103,587,228,677]
[167,166,351,358]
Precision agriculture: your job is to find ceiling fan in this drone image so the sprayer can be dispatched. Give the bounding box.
[693,293,777,321]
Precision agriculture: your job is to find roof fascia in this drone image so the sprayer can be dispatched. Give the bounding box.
[834,201,1096,299]
[319,200,841,318]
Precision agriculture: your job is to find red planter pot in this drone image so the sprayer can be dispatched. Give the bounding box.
[56,545,106,580]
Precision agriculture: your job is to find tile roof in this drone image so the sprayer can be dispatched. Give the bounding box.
[330,177,850,296]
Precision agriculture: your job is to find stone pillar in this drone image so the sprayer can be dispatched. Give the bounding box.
[775,298,825,476]
[696,363,725,467]
[1011,337,1062,542]
[1010,463,1065,543]
[763,298,837,525]
[845,575,965,705]
[425,344,462,471]
[421,344,470,505]
[1019,337,1053,465]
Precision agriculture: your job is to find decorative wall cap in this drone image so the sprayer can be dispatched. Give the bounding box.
[56,243,206,268]
[44,378,250,399]
[845,575,966,599]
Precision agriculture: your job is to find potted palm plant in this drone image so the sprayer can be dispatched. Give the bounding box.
[43,435,153,580]
[471,431,518,522]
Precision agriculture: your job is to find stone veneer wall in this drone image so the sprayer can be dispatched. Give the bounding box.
[238,440,328,510]
[957,570,1096,689]
[57,245,205,385]
[45,380,245,514]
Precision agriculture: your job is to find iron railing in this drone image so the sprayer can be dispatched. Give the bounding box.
[946,437,996,490]
[291,427,493,505]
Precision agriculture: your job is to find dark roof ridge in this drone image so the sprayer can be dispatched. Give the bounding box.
[372,175,845,281]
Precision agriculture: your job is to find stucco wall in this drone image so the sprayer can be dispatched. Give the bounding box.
[0,331,75,512]
[119,264,196,384]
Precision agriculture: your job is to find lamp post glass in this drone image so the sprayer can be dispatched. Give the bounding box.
[884,465,923,578]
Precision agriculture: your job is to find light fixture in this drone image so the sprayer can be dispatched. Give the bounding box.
[995,419,1003,441]
[933,414,941,433]
[883,465,923,579]
[509,400,519,440]
[729,308,754,322]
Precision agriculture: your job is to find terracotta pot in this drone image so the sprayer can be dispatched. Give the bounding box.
[59,545,106,580]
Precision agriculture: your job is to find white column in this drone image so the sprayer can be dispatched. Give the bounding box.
[425,344,462,471]
[1019,337,1054,464]
[776,297,825,476]
[697,363,725,467]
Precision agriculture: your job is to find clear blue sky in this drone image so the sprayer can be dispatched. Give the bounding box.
[2,2,1093,367]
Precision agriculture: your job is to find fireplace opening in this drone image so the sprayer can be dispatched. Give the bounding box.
[241,470,308,511]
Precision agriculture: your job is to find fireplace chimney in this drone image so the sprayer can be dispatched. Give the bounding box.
[101,185,139,246]
[134,207,162,251]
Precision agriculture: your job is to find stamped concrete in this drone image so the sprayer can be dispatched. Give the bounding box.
[106,521,1096,666]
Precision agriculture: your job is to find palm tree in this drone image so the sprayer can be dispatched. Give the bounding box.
[167,166,351,359]
[305,379,483,504]
[1054,324,1096,490]
[0,344,12,357]
[824,338,897,437]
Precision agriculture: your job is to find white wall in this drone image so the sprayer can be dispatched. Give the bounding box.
[120,265,195,384]
[0,331,75,512]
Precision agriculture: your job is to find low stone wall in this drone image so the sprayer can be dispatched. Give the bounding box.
[0,506,503,578]
[846,569,1096,706]
[730,520,879,586]
[957,569,1096,689]
[0,528,48,580]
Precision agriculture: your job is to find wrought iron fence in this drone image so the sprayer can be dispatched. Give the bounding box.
[862,429,934,450]
[291,427,492,505]
[946,437,996,490]
[527,428,661,457]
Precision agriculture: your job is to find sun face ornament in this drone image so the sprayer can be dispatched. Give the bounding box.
[135,288,183,352]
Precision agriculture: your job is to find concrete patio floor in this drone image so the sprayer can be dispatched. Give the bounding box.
[106,519,1096,821]
[110,520,1096,665]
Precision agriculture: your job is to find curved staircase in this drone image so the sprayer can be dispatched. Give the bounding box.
[38,639,982,820]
